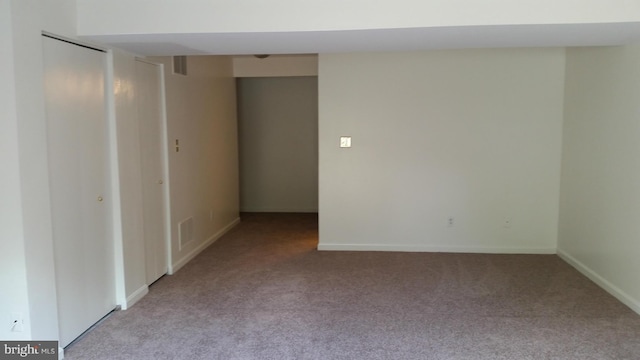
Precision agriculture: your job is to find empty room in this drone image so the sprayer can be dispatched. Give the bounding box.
[2,1,640,359]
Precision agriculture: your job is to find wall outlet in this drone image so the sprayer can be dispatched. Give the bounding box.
[10,313,24,332]
[447,216,454,227]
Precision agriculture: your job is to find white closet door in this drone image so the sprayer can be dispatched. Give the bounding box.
[135,59,168,285]
[43,36,116,348]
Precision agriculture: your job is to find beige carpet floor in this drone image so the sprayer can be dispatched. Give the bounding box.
[64,212,640,359]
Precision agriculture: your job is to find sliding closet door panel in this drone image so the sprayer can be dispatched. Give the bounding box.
[135,59,168,285]
[43,36,116,348]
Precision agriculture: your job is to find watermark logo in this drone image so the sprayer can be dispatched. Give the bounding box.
[0,342,57,359]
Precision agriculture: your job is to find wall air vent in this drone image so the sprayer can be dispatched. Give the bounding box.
[178,217,194,250]
[173,56,187,75]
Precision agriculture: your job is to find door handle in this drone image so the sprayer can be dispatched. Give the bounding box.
[97,196,103,202]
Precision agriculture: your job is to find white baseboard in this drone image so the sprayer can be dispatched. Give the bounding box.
[557,248,640,316]
[121,285,149,310]
[170,217,240,274]
[317,243,556,254]
[240,208,318,213]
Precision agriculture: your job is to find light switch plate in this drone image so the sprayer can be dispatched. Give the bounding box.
[340,136,352,148]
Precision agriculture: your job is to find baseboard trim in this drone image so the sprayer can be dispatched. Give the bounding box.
[317,243,556,254]
[240,208,318,213]
[122,285,149,310]
[170,217,241,274]
[557,248,640,316]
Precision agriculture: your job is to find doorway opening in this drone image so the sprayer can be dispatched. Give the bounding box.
[236,76,319,216]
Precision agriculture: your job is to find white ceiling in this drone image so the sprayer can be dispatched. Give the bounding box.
[82,22,640,56]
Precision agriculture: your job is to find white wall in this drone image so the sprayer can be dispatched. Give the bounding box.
[319,49,565,253]
[149,56,240,272]
[0,0,31,340]
[5,0,78,341]
[558,46,640,314]
[237,77,318,212]
[77,0,640,35]
[233,55,318,77]
[112,50,148,305]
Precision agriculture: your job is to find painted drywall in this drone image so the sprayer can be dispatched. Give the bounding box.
[148,56,240,272]
[237,77,318,212]
[558,46,640,314]
[112,50,149,305]
[6,0,78,341]
[0,0,31,341]
[233,55,318,77]
[318,49,564,253]
[77,0,640,35]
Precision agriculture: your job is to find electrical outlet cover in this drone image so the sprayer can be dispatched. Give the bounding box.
[10,313,24,332]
